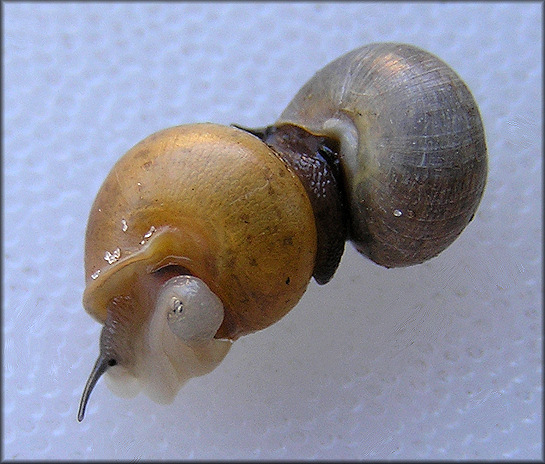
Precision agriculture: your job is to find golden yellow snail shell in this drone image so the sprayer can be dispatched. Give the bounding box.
[84,123,316,339]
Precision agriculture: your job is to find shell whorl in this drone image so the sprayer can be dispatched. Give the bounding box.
[277,42,487,267]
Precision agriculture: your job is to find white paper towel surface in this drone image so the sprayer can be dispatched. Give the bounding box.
[3,3,541,460]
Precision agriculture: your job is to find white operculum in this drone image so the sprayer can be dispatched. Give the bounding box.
[137,275,231,404]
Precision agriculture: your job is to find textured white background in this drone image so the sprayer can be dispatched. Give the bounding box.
[3,2,542,460]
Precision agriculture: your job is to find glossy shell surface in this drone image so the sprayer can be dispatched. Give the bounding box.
[84,123,317,339]
[278,42,488,267]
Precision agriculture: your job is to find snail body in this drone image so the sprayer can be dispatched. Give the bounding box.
[78,43,487,420]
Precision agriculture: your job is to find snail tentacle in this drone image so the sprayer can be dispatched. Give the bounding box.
[77,353,111,422]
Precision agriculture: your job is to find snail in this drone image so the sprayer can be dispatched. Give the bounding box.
[78,42,487,421]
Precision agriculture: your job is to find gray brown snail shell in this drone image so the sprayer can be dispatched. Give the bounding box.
[78,42,487,421]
